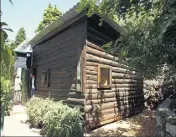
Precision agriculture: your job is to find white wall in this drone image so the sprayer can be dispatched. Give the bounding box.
[15,57,27,69]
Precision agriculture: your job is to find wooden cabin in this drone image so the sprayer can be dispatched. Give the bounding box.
[29,4,144,130]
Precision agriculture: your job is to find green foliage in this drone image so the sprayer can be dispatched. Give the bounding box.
[1,29,14,67]
[78,0,176,79]
[26,97,53,127]
[42,106,83,137]
[11,27,26,49]
[35,4,62,35]
[0,1,14,67]
[26,97,83,137]
[0,77,13,115]
[21,69,28,104]
[1,1,14,117]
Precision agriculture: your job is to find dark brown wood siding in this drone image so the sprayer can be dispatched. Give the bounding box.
[84,40,144,129]
[32,20,87,108]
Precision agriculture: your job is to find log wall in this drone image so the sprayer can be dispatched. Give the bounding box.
[32,20,87,110]
[84,40,144,129]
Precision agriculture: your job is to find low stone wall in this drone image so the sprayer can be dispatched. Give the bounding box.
[155,98,176,137]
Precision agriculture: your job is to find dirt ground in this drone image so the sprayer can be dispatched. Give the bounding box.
[85,109,156,137]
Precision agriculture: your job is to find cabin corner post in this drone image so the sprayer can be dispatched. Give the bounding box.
[82,44,87,93]
[82,42,89,132]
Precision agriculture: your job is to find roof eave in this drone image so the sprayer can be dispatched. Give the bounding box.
[29,3,126,47]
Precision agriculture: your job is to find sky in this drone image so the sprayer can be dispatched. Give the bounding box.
[2,0,80,41]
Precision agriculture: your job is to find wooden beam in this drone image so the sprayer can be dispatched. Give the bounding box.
[82,45,87,93]
[86,83,142,89]
[86,53,129,69]
[86,40,105,52]
[86,46,119,62]
[88,26,113,42]
[87,32,107,45]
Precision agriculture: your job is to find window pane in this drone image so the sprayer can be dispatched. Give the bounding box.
[97,65,112,89]
[76,55,81,91]
[100,67,110,86]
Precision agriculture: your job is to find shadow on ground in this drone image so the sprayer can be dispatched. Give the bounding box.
[85,109,156,137]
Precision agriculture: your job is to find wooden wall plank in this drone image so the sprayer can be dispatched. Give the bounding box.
[33,20,87,107]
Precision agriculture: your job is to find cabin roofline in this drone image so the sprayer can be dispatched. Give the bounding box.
[29,3,126,47]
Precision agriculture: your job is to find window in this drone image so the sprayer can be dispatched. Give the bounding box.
[41,71,47,85]
[97,64,112,89]
[41,69,50,87]
[76,55,81,92]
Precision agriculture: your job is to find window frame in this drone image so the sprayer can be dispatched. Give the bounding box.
[97,64,112,89]
[41,71,48,85]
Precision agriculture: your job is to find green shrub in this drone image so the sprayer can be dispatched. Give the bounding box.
[42,105,83,137]
[26,97,83,137]
[26,97,53,127]
[1,77,13,116]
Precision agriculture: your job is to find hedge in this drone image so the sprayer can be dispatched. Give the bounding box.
[26,97,83,137]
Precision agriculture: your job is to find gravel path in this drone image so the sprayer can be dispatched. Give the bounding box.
[3,105,41,136]
[85,109,156,137]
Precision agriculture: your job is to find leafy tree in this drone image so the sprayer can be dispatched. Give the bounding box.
[0,0,14,67]
[0,22,13,67]
[35,3,62,35]
[77,0,176,79]
[11,27,26,49]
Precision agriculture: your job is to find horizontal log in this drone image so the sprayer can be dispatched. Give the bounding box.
[67,97,85,102]
[86,64,138,75]
[86,70,141,79]
[86,75,97,81]
[86,83,143,89]
[112,79,141,84]
[85,87,142,94]
[86,80,97,84]
[64,98,84,106]
[112,67,136,75]
[86,76,142,84]
[85,102,117,112]
[86,97,117,105]
[85,93,144,105]
[85,91,143,100]
[86,54,129,69]
[86,70,97,75]
[86,40,105,52]
[112,73,141,79]
[86,46,119,62]
[101,113,119,123]
[86,61,98,67]
[86,80,143,85]
[86,66,97,71]
[85,101,143,113]
[98,116,120,126]
[100,107,119,115]
[85,116,121,129]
